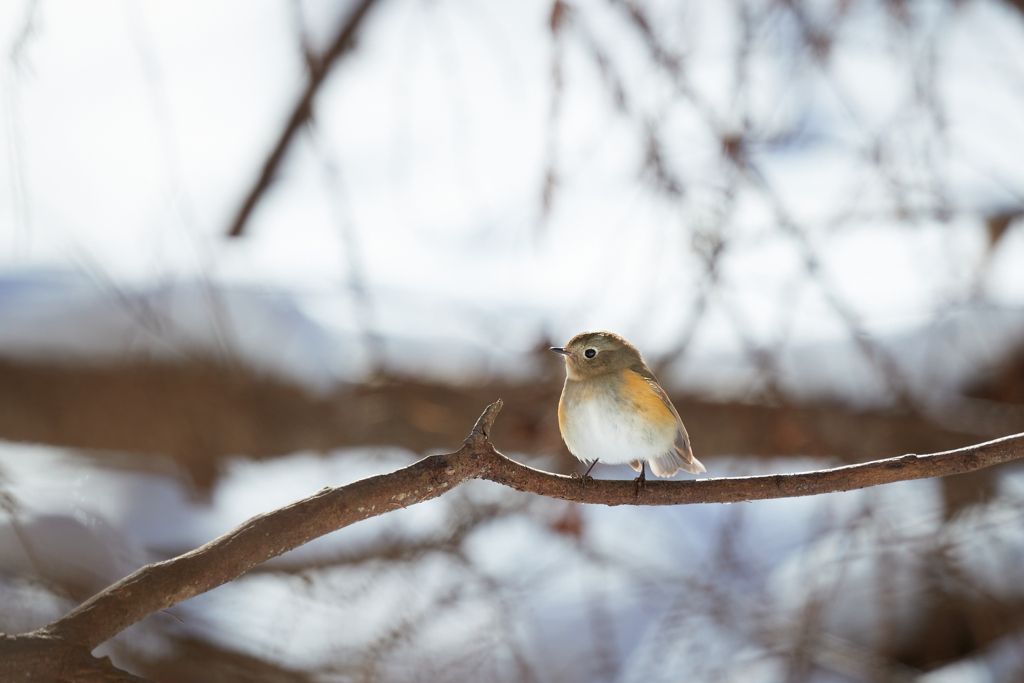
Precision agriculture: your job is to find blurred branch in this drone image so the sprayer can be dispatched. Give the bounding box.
[0,635,150,683]
[226,0,382,238]
[4,400,1024,680]
[244,498,519,575]
[538,0,570,228]
[131,635,319,683]
[9,358,1006,492]
[1002,0,1024,19]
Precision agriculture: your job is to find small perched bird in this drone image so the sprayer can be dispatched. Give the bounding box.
[552,331,705,482]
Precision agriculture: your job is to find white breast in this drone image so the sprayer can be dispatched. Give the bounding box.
[560,391,676,465]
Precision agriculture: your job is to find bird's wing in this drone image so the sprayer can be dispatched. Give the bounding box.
[629,362,704,472]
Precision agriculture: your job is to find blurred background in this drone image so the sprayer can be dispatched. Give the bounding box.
[2,0,1024,680]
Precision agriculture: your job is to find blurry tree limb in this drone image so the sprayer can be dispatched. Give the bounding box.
[132,635,319,683]
[1003,0,1024,19]
[4,400,1024,681]
[226,0,382,238]
[6,358,1014,491]
[0,635,150,682]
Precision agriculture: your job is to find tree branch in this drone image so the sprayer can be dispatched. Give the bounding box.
[3,398,1023,681]
[226,0,382,238]
[478,427,1024,506]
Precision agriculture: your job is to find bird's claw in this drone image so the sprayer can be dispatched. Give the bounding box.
[569,470,594,490]
[633,468,647,501]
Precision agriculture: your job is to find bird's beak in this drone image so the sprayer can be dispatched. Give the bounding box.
[550,347,570,355]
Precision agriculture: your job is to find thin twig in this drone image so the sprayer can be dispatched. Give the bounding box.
[226,0,382,238]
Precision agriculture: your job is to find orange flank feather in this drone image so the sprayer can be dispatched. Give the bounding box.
[619,368,678,428]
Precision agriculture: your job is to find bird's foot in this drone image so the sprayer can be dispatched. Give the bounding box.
[569,470,594,490]
[633,466,647,501]
[572,461,599,492]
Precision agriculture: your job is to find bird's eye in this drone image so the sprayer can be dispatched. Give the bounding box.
[584,348,597,359]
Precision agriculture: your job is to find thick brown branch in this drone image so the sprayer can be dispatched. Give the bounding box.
[39,443,490,650]
[4,399,1023,681]
[226,0,382,238]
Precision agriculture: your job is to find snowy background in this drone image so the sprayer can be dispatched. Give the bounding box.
[2,0,1024,680]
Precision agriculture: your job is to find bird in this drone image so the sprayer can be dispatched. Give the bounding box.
[551,331,705,484]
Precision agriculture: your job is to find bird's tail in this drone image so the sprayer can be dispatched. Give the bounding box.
[650,444,705,477]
